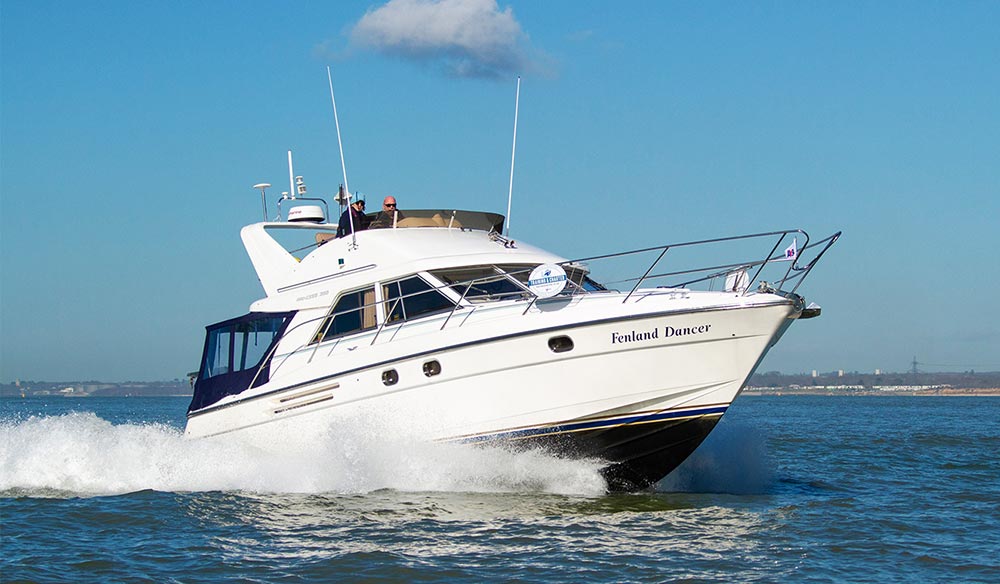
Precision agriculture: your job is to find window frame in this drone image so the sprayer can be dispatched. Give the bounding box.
[381,274,457,324]
[429,264,533,304]
[312,286,378,345]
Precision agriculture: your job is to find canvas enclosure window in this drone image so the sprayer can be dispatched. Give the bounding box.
[200,314,290,380]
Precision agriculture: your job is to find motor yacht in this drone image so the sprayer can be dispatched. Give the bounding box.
[186,187,839,491]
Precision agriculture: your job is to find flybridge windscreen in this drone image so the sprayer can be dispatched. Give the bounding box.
[363,209,504,232]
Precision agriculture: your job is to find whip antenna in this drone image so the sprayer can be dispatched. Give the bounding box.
[327,66,350,196]
[327,66,357,247]
[505,76,520,237]
[287,150,295,201]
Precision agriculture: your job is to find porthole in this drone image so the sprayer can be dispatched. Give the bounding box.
[423,360,442,377]
[382,369,399,386]
[548,335,574,353]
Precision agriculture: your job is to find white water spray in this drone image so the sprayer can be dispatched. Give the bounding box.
[0,412,606,497]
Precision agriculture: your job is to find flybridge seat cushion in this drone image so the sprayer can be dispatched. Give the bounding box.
[395,216,463,228]
[396,217,437,227]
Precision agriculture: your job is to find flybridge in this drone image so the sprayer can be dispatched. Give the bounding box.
[238,210,545,305]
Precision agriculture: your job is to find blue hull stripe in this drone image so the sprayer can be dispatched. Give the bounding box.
[456,405,729,443]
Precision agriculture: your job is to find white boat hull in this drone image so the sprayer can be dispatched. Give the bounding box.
[186,293,798,490]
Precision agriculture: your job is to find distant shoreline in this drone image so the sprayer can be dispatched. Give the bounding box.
[5,376,1000,399]
[743,388,1000,397]
[6,389,999,399]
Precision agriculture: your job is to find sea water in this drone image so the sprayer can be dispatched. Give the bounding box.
[2,395,997,582]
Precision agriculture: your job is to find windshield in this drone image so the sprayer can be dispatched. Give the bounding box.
[430,264,607,303]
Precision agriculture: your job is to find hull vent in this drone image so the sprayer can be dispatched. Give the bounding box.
[272,383,339,414]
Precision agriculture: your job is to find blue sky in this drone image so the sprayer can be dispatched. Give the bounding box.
[2,0,998,381]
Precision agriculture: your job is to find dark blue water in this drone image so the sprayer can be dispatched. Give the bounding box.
[3,395,998,582]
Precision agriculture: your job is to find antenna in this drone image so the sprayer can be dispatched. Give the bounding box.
[287,150,296,201]
[505,76,521,237]
[327,66,351,197]
[253,183,271,221]
[327,66,357,248]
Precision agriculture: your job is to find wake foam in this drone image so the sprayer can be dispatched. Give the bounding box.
[0,412,607,497]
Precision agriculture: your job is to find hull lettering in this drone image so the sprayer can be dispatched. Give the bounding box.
[611,328,659,344]
[664,324,712,337]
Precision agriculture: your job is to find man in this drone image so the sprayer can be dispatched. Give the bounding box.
[336,199,367,238]
[369,195,403,229]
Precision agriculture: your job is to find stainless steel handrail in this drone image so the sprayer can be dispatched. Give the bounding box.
[370,297,402,345]
[243,227,840,392]
[586,228,838,299]
[622,247,669,304]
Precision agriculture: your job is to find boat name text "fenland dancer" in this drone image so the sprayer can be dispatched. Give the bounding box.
[611,324,712,344]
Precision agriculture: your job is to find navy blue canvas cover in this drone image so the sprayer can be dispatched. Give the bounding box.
[188,311,295,412]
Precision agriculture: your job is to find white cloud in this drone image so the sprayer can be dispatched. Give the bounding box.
[350,0,531,79]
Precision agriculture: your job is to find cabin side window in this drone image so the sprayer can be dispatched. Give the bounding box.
[313,287,377,343]
[382,276,455,323]
[430,266,528,303]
